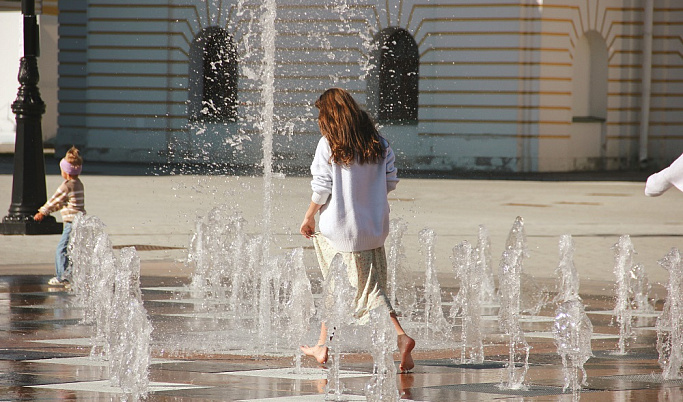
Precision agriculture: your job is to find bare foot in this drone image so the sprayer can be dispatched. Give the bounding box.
[300,344,328,365]
[397,334,415,373]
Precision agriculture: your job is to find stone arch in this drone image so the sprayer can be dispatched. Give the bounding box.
[188,26,238,122]
[367,27,419,124]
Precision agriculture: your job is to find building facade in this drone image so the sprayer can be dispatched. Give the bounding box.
[5,0,682,172]
[0,0,59,145]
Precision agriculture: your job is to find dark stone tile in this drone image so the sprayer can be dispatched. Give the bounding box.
[155,360,278,373]
[592,349,659,360]
[588,373,683,391]
[0,372,81,387]
[0,349,86,361]
[423,382,583,396]
[0,319,84,331]
[417,359,508,369]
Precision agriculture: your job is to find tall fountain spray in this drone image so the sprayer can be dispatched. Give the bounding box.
[187,207,247,307]
[69,213,152,399]
[418,228,450,340]
[497,216,530,390]
[364,305,400,402]
[184,206,315,356]
[656,248,683,379]
[323,255,356,400]
[612,234,636,355]
[108,247,152,399]
[554,299,593,397]
[631,262,654,314]
[451,240,484,364]
[552,235,593,397]
[183,0,364,361]
[554,234,580,303]
[283,247,316,372]
[69,214,109,323]
[475,225,497,304]
[258,0,276,245]
[387,218,409,314]
[69,214,117,359]
[257,0,278,348]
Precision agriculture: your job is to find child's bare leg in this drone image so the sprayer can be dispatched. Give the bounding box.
[390,313,415,373]
[300,322,329,364]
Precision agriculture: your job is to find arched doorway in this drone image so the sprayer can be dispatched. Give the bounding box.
[367,27,419,124]
[188,27,238,123]
[570,31,608,169]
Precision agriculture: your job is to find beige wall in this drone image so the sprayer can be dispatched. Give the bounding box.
[47,0,683,172]
[537,0,682,171]
[39,13,59,143]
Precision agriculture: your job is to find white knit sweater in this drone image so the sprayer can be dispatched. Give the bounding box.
[310,136,399,252]
[645,153,683,196]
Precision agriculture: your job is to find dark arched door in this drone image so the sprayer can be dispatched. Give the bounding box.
[377,27,419,123]
[188,27,238,123]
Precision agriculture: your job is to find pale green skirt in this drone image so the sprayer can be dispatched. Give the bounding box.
[312,233,395,324]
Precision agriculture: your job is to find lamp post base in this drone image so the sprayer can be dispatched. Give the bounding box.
[0,215,63,235]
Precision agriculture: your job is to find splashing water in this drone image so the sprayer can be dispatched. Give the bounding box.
[552,235,592,398]
[282,247,316,372]
[184,207,315,355]
[501,216,545,315]
[612,235,636,355]
[187,207,247,307]
[69,214,152,399]
[364,305,400,402]
[501,217,548,316]
[553,299,593,396]
[388,219,419,324]
[497,217,530,390]
[451,240,484,364]
[387,218,408,313]
[69,214,117,359]
[498,218,527,334]
[631,263,654,314]
[69,213,107,303]
[554,234,580,303]
[259,0,276,244]
[656,248,683,380]
[108,247,152,399]
[256,0,278,351]
[498,250,530,390]
[418,228,450,340]
[475,225,497,304]
[323,255,356,400]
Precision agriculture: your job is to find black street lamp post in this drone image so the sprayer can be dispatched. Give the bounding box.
[0,0,62,235]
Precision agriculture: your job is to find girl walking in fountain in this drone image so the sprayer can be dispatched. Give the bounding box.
[299,88,415,373]
[34,146,86,287]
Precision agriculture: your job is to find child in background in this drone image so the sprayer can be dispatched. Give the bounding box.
[34,146,86,286]
[299,88,415,373]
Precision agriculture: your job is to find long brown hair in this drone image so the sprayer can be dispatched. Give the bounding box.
[315,88,385,165]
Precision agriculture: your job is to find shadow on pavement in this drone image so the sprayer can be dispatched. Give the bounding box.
[0,153,655,181]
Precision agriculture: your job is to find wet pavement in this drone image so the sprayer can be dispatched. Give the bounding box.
[1,273,682,401]
[3,160,683,399]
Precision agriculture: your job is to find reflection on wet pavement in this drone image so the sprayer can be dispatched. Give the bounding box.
[0,274,681,401]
